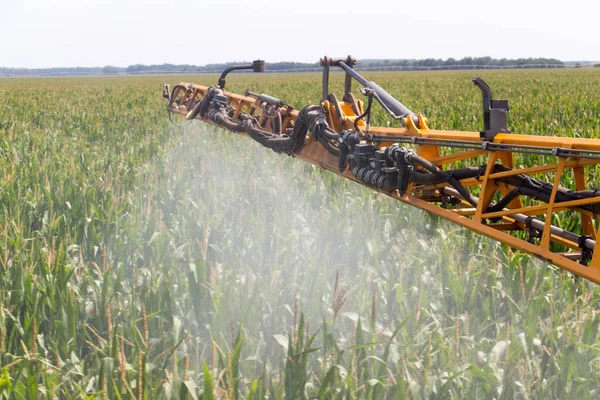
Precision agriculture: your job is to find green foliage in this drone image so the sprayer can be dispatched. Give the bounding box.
[0,69,600,398]
[284,313,318,399]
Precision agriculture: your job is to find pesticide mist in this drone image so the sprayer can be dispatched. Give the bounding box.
[157,124,435,331]
[128,122,600,397]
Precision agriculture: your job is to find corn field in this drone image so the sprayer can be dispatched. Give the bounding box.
[1,69,600,398]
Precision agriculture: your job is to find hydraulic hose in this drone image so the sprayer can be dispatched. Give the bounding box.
[405,151,479,208]
[400,159,600,214]
[354,92,373,137]
[242,119,295,151]
[234,105,340,155]
[210,110,246,132]
[485,188,521,213]
[442,187,596,251]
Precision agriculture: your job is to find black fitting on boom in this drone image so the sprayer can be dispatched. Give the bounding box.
[387,146,411,195]
[218,60,265,89]
[348,143,400,191]
[354,143,375,168]
[338,130,361,172]
[473,77,510,141]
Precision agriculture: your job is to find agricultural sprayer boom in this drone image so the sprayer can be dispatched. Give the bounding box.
[163,56,600,284]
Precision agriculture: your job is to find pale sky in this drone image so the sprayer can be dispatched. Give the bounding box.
[1,0,599,68]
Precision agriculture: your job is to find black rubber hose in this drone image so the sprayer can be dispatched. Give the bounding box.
[354,93,373,136]
[486,188,521,213]
[317,136,340,156]
[442,186,596,251]
[403,160,600,214]
[290,105,339,154]
[320,127,341,141]
[311,126,340,156]
[408,167,485,185]
[242,119,295,151]
[212,112,246,132]
[405,152,479,207]
[202,99,341,156]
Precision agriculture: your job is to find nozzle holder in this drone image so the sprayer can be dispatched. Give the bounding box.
[473,77,510,141]
[218,59,267,89]
[252,60,266,73]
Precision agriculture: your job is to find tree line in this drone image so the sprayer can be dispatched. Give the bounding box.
[0,57,565,77]
[358,56,564,68]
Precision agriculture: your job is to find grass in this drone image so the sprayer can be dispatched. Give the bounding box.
[0,69,600,398]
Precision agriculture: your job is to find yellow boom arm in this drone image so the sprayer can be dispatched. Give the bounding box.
[163,56,600,284]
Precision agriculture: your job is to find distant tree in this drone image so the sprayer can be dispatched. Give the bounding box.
[444,58,456,66]
[102,65,119,74]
